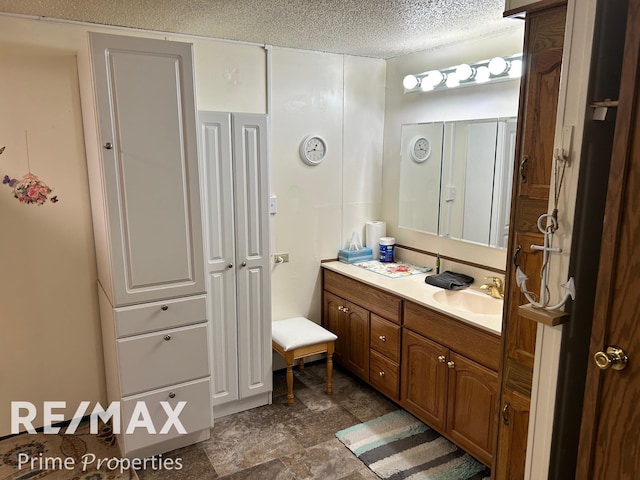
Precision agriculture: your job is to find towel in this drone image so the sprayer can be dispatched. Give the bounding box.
[425,271,474,290]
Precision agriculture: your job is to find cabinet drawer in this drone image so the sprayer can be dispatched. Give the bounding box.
[324,270,402,324]
[370,314,401,362]
[115,295,207,338]
[118,323,210,396]
[404,301,500,371]
[120,377,212,454]
[369,350,400,400]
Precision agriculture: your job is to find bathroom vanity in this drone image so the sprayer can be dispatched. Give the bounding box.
[321,261,502,467]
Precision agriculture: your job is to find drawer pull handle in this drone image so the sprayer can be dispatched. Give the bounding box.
[164,335,172,341]
[438,355,446,363]
[379,371,385,377]
[161,304,169,311]
[379,335,387,342]
[447,361,455,369]
[169,392,176,399]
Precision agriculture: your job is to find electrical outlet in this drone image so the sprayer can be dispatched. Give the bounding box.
[274,253,289,264]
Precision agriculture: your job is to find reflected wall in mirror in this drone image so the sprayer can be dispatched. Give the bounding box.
[399,117,517,249]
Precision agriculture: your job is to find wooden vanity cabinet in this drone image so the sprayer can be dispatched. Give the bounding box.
[322,268,501,467]
[323,269,402,398]
[401,301,500,467]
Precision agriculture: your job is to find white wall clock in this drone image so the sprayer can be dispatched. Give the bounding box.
[299,135,327,165]
[409,136,431,163]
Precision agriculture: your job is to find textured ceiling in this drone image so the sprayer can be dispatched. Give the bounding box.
[0,0,516,59]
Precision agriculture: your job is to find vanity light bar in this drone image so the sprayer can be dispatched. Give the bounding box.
[402,53,523,94]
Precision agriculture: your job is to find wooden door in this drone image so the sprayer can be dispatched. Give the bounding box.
[90,33,204,306]
[401,329,448,431]
[446,352,498,467]
[233,114,272,400]
[344,301,370,380]
[576,1,640,476]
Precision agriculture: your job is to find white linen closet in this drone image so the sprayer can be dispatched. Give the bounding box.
[198,111,272,418]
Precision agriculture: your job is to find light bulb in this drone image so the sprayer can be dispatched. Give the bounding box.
[509,59,523,78]
[456,63,473,81]
[425,70,444,87]
[475,66,491,83]
[446,72,460,88]
[403,74,419,90]
[488,57,508,75]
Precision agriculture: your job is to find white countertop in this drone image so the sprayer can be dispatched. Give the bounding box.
[322,261,503,335]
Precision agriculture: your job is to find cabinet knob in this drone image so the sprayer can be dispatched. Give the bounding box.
[169,392,176,399]
[241,261,247,267]
[437,355,446,363]
[161,304,169,311]
[447,361,455,369]
[164,334,172,341]
[342,307,349,313]
[227,263,233,269]
[502,401,510,425]
[379,371,385,377]
[520,155,529,183]
[104,142,113,150]
[338,306,344,312]
[379,335,387,342]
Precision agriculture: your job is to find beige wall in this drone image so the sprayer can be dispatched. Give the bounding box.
[270,48,386,324]
[0,44,104,435]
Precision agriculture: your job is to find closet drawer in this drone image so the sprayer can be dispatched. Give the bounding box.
[370,314,401,362]
[120,377,212,453]
[115,295,207,338]
[369,350,399,400]
[118,323,209,396]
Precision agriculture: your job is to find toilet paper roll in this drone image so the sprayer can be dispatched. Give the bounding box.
[366,221,387,260]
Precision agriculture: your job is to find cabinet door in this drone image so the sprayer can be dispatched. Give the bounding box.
[401,329,448,431]
[233,114,272,399]
[344,301,370,380]
[90,33,204,306]
[516,6,566,200]
[199,112,239,407]
[324,291,348,365]
[495,389,531,480]
[446,353,498,467]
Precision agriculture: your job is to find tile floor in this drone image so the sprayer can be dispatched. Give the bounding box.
[138,362,398,479]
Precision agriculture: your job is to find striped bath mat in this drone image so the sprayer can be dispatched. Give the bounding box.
[336,410,490,480]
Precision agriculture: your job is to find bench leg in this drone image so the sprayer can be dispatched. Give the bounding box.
[326,342,335,395]
[285,351,295,406]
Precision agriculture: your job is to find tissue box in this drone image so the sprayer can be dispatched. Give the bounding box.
[338,247,373,263]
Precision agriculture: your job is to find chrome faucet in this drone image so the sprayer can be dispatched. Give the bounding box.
[480,276,504,299]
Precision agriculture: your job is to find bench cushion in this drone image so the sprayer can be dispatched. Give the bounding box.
[272,317,337,352]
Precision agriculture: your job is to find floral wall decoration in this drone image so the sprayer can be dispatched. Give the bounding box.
[1,132,59,205]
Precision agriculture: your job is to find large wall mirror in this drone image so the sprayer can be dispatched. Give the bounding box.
[399,117,517,249]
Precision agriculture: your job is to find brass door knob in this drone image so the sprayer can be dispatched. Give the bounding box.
[594,346,628,371]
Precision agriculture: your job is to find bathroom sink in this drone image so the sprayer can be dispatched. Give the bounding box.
[431,289,503,316]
